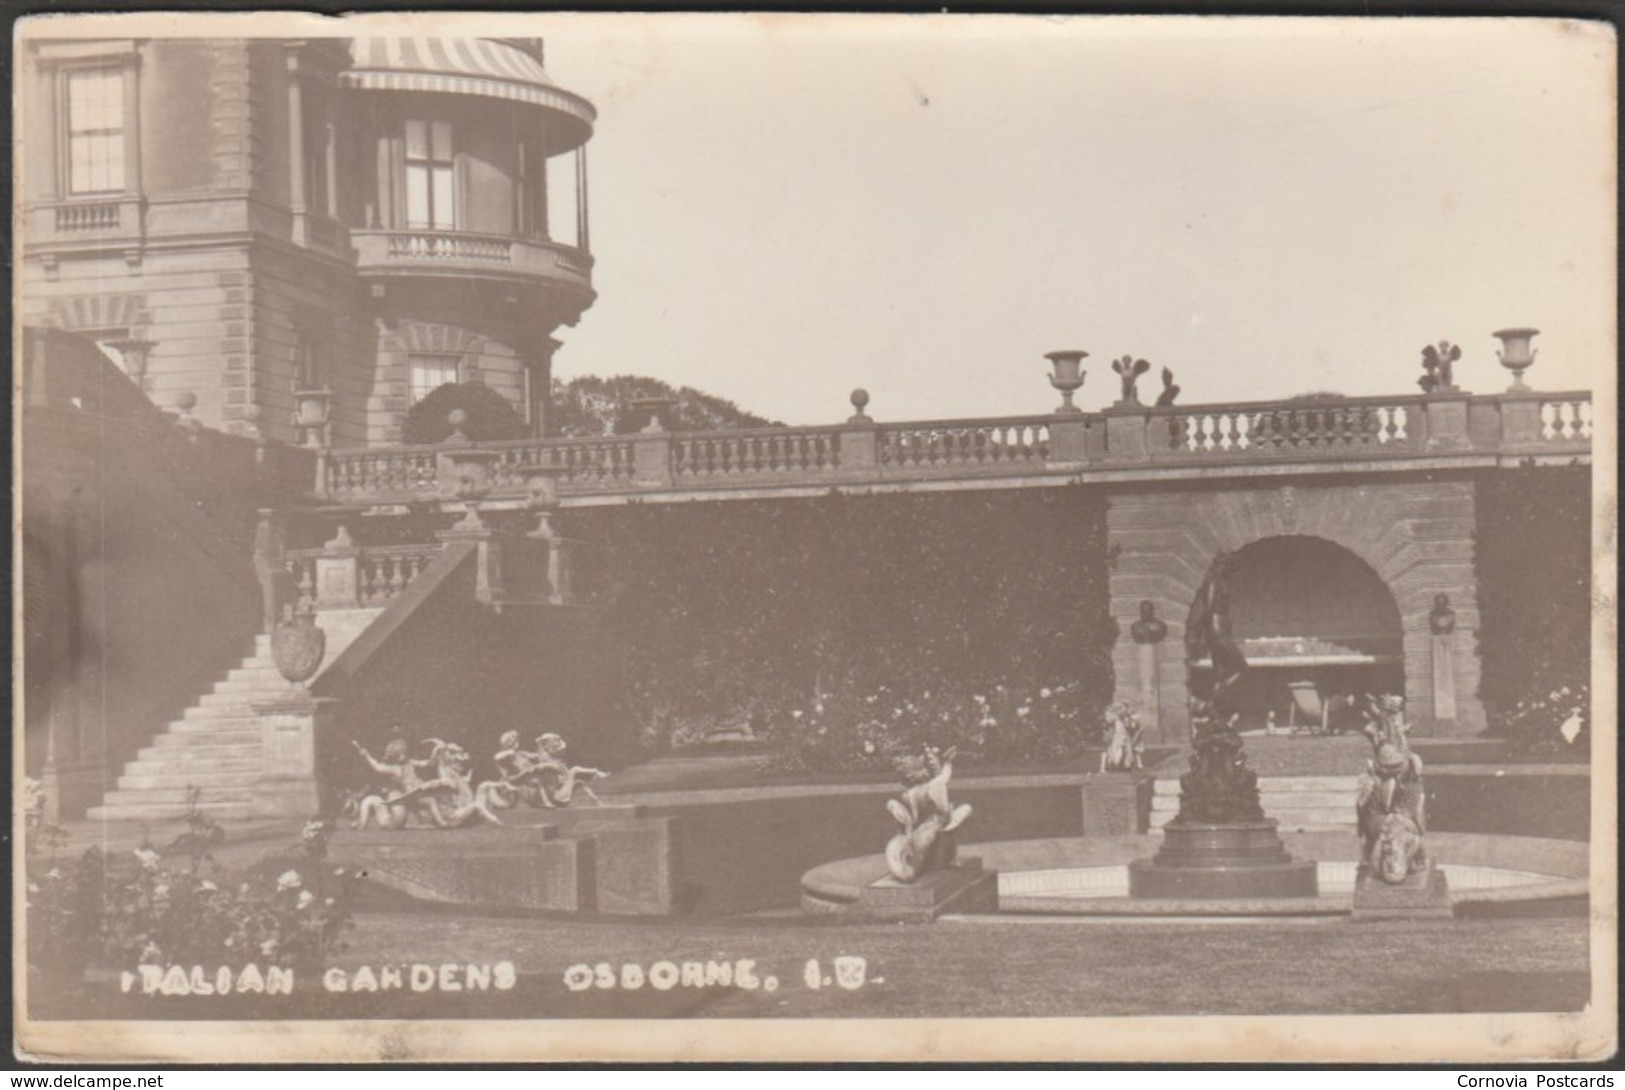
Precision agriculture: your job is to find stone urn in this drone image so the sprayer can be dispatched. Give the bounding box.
[293,386,332,448]
[271,607,326,695]
[521,463,566,539]
[1492,328,1539,391]
[1045,350,1088,415]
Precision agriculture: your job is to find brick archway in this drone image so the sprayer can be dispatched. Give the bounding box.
[1107,479,1482,738]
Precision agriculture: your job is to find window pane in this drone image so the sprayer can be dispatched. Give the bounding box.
[68,70,123,132]
[405,165,431,228]
[409,356,460,402]
[405,119,428,160]
[431,166,454,229]
[430,121,452,159]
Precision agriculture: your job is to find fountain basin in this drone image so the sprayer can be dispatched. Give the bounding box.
[801,831,1587,919]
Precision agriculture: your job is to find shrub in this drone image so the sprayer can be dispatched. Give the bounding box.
[402,382,529,445]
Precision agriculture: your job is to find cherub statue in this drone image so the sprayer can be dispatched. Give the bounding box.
[387,740,512,828]
[1111,355,1151,405]
[528,733,608,808]
[884,745,973,883]
[1100,702,1145,772]
[349,736,437,829]
[1355,741,1427,883]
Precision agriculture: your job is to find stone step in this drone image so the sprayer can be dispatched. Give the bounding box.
[182,704,260,722]
[1150,807,1357,829]
[126,753,263,773]
[1151,775,1357,795]
[211,677,297,695]
[139,742,262,761]
[197,692,261,708]
[169,716,261,732]
[97,786,255,807]
[118,769,263,790]
[87,801,256,823]
[1151,790,1356,811]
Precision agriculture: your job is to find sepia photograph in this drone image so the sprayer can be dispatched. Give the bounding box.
[11,10,1617,1064]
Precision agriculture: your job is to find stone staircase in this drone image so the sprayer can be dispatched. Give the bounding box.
[88,608,381,824]
[1150,774,1360,833]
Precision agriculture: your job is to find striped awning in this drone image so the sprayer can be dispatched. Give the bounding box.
[344,37,595,151]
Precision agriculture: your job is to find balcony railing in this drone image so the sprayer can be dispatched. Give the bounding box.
[55,200,122,232]
[313,390,1594,505]
[349,229,594,291]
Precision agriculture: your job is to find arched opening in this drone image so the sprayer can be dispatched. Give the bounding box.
[1188,535,1404,730]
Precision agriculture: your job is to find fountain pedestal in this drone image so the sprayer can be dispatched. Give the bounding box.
[1127,820,1317,899]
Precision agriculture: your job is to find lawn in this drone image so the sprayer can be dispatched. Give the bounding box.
[45,908,1584,1022]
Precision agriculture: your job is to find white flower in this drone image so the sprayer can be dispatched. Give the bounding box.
[297,890,316,909]
[1017,707,1030,718]
[814,703,825,715]
[981,717,996,728]
[972,694,986,705]
[1040,688,1053,699]
[27,882,39,895]
[260,939,279,957]
[140,942,163,964]
[197,880,218,893]
[276,870,302,892]
[862,741,876,755]
[791,710,803,720]
[325,897,336,907]
[133,848,161,871]
[45,868,62,881]
[922,691,931,699]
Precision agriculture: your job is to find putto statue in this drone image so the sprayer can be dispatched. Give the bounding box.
[1175,696,1265,824]
[495,730,608,809]
[1100,702,1146,772]
[1418,340,1461,395]
[1354,695,1429,884]
[347,736,510,828]
[884,745,973,883]
[1112,355,1151,405]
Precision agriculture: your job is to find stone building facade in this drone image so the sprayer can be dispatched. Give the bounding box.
[18,36,597,447]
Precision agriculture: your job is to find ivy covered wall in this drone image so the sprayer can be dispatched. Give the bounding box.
[564,486,1115,770]
[1474,464,1591,752]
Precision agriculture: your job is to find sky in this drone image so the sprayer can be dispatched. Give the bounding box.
[531,14,1615,425]
[40,11,1614,425]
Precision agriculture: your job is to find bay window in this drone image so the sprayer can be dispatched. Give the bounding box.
[404,119,454,230]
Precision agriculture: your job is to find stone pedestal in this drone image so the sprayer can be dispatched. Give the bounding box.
[1431,633,1457,725]
[1128,821,1318,899]
[858,858,1000,921]
[1135,641,1162,734]
[250,694,330,818]
[333,826,595,912]
[1353,860,1452,919]
[1081,773,1148,836]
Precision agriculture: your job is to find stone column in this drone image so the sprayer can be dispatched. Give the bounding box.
[1104,409,1150,462]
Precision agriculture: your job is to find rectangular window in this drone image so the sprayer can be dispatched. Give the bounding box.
[408,354,460,403]
[66,69,126,194]
[295,338,327,390]
[404,119,454,230]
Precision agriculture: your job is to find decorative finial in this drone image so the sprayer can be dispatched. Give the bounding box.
[446,408,470,443]
[848,388,872,423]
[174,389,201,441]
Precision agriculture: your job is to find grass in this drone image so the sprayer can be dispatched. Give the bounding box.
[307,910,1589,1020]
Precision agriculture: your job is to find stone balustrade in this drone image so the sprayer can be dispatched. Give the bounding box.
[312,389,1594,506]
[286,542,443,609]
